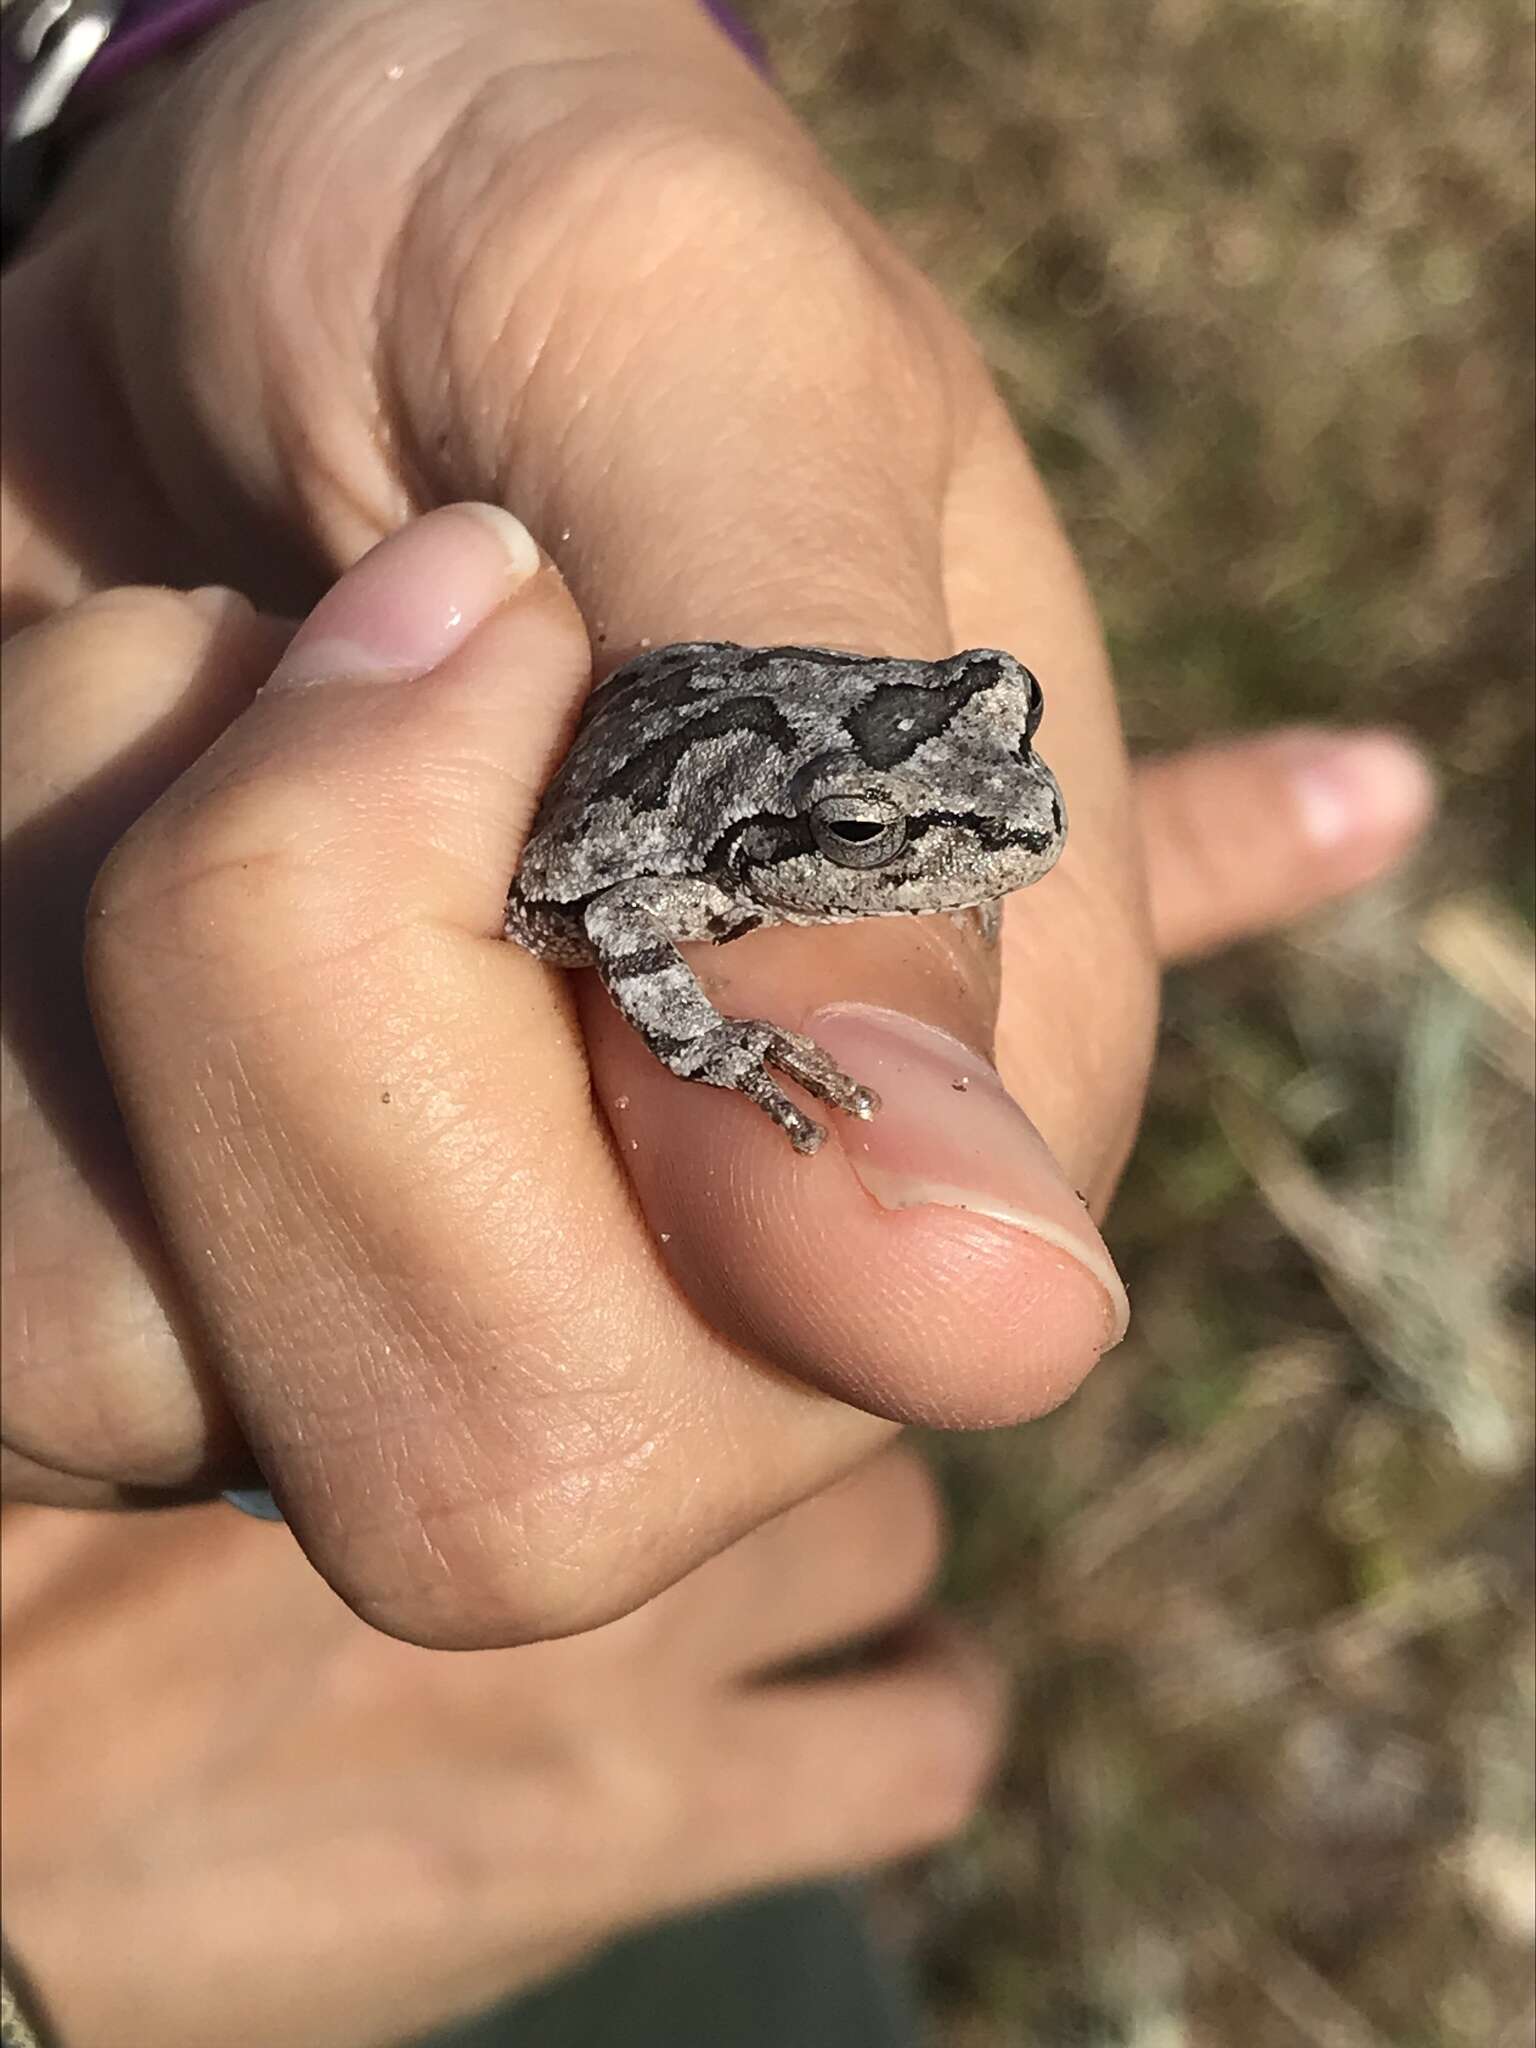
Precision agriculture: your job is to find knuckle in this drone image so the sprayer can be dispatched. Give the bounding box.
[1,1343,205,1492]
[517,106,832,253]
[429,105,942,427]
[340,1548,653,1655]
[85,768,343,1001]
[313,1416,693,1652]
[604,115,933,367]
[17,585,208,665]
[8,589,223,756]
[0,1191,239,1488]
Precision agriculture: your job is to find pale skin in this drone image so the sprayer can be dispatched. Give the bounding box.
[0,0,1434,1664]
[1,1451,999,2048]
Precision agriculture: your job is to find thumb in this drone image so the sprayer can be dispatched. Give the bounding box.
[1136,728,1436,965]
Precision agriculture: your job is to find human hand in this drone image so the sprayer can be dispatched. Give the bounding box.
[0,1446,992,2048]
[0,0,1433,1642]
[2,521,1429,1646]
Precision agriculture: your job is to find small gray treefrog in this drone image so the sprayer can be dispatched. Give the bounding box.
[505,643,1066,1152]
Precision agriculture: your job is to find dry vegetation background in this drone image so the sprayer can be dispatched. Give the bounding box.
[743,2,1536,2043]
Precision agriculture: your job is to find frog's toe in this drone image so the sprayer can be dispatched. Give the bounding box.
[677,1019,877,1149]
[734,1065,828,1153]
[764,1027,881,1123]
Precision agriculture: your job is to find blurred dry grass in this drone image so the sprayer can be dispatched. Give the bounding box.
[745,1,1536,2041]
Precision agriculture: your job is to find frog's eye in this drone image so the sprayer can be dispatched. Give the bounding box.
[808,795,908,870]
[1022,666,1045,742]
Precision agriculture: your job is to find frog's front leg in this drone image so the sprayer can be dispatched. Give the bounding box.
[582,882,879,1154]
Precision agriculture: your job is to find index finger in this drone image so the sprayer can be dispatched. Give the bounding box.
[67,515,851,1640]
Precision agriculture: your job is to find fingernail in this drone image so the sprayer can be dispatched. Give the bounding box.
[266,503,543,689]
[1288,731,1436,851]
[185,585,252,624]
[808,1004,1130,1349]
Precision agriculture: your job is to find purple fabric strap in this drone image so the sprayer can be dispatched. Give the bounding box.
[1,0,244,137]
[76,0,252,93]
[3,0,768,134]
[3,0,769,255]
[80,0,770,90]
[700,0,769,71]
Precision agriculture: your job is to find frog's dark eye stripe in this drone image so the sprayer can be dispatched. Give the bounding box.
[703,811,813,874]
[904,809,1057,855]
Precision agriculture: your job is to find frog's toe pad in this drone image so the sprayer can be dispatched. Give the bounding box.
[683,1019,879,1151]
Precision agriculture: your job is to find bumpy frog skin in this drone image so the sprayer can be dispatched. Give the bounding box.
[506,643,1066,1152]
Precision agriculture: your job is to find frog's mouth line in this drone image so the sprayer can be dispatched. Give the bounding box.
[902,809,1060,857]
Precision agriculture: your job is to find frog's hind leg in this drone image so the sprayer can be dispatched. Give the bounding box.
[504,884,596,966]
[583,882,878,1154]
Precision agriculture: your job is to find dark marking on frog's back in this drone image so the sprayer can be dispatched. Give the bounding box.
[590,695,800,811]
[842,660,1002,770]
[505,638,1067,1153]
[580,652,727,740]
